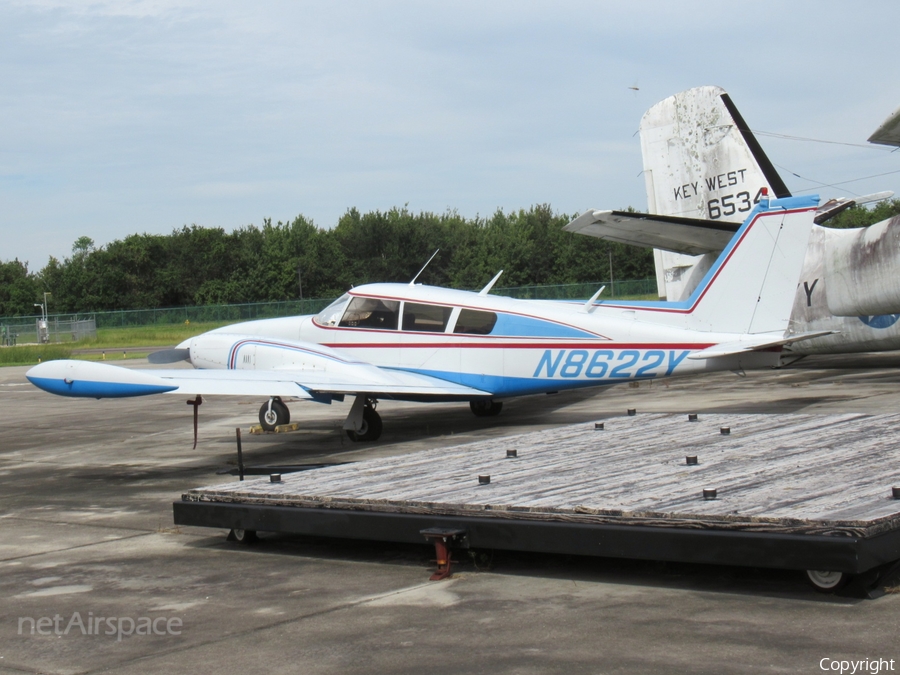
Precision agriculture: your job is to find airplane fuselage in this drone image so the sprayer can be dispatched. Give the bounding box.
[197,282,778,401]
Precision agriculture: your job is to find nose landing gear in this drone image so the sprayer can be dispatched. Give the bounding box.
[259,397,291,431]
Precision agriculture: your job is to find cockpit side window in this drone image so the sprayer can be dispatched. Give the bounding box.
[402,303,453,332]
[315,293,351,326]
[338,296,400,330]
[453,308,497,335]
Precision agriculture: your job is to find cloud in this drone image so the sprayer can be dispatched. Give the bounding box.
[2,1,899,267]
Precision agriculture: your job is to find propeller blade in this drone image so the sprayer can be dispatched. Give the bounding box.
[148,348,191,364]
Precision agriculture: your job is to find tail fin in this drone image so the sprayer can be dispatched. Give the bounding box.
[590,195,817,334]
[640,85,788,220]
[640,86,788,300]
[683,195,815,334]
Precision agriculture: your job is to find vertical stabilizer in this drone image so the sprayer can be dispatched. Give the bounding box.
[640,86,789,301]
[593,195,818,335]
[682,196,815,334]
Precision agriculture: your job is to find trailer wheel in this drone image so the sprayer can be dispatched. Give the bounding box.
[805,569,848,592]
[229,528,258,545]
[346,406,382,442]
[259,398,290,431]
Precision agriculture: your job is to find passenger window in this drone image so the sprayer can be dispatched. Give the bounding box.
[339,297,400,330]
[402,303,452,332]
[453,308,497,335]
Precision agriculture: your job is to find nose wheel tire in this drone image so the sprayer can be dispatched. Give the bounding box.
[346,406,382,442]
[806,569,849,593]
[470,399,503,417]
[259,398,290,431]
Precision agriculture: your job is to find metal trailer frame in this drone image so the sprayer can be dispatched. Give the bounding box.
[173,500,900,597]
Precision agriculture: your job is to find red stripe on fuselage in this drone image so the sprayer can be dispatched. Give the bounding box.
[322,342,714,350]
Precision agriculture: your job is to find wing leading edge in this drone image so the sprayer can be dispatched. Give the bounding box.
[26,359,492,400]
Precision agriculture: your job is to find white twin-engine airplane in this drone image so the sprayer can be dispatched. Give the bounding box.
[27,193,822,442]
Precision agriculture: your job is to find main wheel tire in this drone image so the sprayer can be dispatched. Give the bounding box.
[259,398,290,431]
[470,400,503,417]
[230,528,258,545]
[806,569,848,593]
[346,406,383,442]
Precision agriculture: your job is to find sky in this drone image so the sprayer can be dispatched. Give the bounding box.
[2,0,900,270]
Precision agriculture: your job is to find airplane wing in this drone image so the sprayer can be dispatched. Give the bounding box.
[868,106,900,147]
[563,209,737,256]
[26,359,492,400]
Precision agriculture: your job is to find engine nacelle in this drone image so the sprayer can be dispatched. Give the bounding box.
[188,333,238,369]
[188,332,363,377]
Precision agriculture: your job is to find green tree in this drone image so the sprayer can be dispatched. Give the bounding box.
[822,198,900,229]
[14,204,655,314]
[0,259,41,316]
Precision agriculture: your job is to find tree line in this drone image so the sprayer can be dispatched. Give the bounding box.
[2,200,898,317]
[1,205,654,316]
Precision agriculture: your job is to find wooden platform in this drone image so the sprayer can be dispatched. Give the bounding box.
[182,412,900,539]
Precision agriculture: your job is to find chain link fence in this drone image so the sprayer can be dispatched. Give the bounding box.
[0,279,657,338]
[496,279,657,300]
[1,317,97,345]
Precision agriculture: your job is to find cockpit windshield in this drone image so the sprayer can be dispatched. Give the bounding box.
[315,293,351,326]
[338,296,400,330]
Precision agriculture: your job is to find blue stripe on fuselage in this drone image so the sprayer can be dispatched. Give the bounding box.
[490,313,598,338]
[387,367,618,398]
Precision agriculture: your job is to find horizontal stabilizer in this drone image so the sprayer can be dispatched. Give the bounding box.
[564,209,738,255]
[568,195,891,258]
[688,331,836,360]
[814,192,894,225]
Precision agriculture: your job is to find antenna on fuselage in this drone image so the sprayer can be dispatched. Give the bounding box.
[409,249,440,286]
[478,270,504,296]
[581,285,606,313]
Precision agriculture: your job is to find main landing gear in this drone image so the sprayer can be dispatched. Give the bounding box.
[256,394,383,442]
[343,395,382,442]
[259,397,290,431]
[470,399,503,417]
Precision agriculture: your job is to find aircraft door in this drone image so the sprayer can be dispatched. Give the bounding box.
[399,302,456,373]
[455,308,499,392]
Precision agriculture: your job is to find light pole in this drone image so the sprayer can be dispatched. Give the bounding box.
[34,303,47,343]
[608,246,614,298]
[34,292,51,343]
